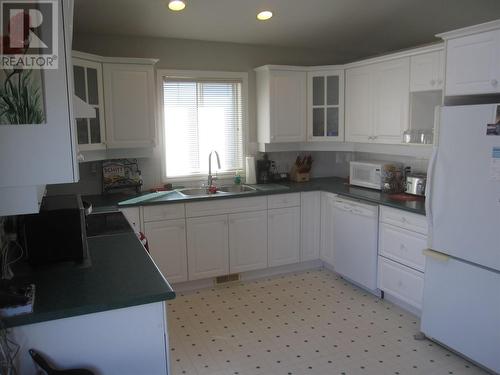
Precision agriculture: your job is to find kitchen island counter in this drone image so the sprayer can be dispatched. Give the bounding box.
[4,231,175,329]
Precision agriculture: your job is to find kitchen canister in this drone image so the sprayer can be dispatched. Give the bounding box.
[245,156,257,184]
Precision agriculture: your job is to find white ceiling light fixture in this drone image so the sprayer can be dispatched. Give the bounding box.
[168,0,186,11]
[257,10,273,21]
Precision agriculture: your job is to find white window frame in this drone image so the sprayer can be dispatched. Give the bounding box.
[157,69,249,183]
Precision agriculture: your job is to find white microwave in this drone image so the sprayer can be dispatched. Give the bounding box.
[349,161,397,190]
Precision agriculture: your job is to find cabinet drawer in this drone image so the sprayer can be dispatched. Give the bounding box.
[379,223,427,272]
[380,206,427,234]
[378,256,424,310]
[186,196,267,217]
[143,204,185,222]
[268,193,301,209]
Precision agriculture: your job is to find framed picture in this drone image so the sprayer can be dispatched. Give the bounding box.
[0,68,45,125]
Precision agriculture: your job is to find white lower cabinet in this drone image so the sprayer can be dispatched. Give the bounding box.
[268,206,301,267]
[144,219,188,283]
[378,207,427,311]
[187,215,229,280]
[120,207,142,233]
[300,191,321,261]
[320,192,336,266]
[229,211,268,273]
[377,256,424,310]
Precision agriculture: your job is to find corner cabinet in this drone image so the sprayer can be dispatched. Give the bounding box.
[256,66,307,143]
[345,57,410,144]
[307,69,344,141]
[103,63,157,149]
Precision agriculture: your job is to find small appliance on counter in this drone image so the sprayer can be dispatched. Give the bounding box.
[256,154,272,184]
[405,173,427,196]
[349,161,404,193]
[21,195,90,267]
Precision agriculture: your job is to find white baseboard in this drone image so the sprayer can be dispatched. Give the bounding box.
[383,292,421,317]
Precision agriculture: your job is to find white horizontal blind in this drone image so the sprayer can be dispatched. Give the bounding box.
[163,78,243,178]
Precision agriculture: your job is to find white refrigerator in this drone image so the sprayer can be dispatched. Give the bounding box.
[422,104,500,373]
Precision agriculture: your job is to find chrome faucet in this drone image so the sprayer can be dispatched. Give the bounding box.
[207,150,221,188]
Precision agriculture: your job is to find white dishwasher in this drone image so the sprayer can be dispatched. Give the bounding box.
[332,196,379,292]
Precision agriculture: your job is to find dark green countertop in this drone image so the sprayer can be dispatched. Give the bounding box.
[86,177,425,215]
[4,232,175,328]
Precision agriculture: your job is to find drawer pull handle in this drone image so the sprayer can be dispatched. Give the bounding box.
[398,280,403,287]
[400,244,406,251]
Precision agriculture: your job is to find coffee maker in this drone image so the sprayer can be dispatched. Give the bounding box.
[256,155,271,184]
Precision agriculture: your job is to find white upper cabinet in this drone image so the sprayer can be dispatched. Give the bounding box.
[103,63,157,148]
[256,66,307,143]
[345,65,373,143]
[372,58,410,144]
[307,69,344,142]
[410,50,445,92]
[345,58,410,144]
[0,0,78,189]
[443,29,500,96]
[73,57,106,151]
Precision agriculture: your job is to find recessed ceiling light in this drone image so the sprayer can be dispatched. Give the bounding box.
[257,10,273,21]
[168,0,186,11]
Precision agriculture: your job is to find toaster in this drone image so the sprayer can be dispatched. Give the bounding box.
[405,173,427,196]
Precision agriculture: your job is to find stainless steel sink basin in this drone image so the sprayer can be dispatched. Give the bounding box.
[177,188,215,197]
[177,184,256,197]
[218,184,256,193]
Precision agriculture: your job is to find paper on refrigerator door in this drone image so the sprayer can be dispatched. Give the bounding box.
[490,147,500,181]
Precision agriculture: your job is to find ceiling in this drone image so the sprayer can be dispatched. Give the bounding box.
[74,0,500,61]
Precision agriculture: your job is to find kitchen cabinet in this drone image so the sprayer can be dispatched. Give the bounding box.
[410,51,444,92]
[268,206,301,267]
[442,28,500,96]
[345,58,410,144]
[0,0,78,190]
[73,57,106,150]
[120,207,142,232]
[307,69,344,141]
[300,191,321,261]
[145,219,188,283]
[187,215,229,280]
[229,210,268,273]
[320,192,336,266]
[256,66,307,143]
[378,206,427,311]
[103,63,157,148]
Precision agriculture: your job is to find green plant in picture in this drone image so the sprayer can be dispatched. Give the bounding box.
[0,68,45,125]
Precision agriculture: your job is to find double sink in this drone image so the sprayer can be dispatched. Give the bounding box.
[177,184,256,197]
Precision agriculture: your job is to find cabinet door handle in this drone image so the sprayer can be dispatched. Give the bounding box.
[430,79,436,86]
[437,79,443,85]
[491,79,498,86]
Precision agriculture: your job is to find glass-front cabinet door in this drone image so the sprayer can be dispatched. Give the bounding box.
[307,69,344,141]
[73,57,106,151]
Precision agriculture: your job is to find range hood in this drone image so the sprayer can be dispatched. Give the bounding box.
[73,95,96,118]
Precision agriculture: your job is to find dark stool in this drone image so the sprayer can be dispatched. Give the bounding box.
[29,349,94,375]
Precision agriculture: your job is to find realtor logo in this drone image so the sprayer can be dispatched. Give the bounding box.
[0,0,58,69]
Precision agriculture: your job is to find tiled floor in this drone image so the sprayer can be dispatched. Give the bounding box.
[167,268,487,375]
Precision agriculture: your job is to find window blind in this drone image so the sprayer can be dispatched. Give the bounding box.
[163,79,243,178]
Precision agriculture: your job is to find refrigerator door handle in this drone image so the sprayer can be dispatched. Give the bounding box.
[423,248,450,262]
[425,146,438,240]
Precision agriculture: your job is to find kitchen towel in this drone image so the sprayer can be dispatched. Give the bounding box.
[245,156,256,184]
